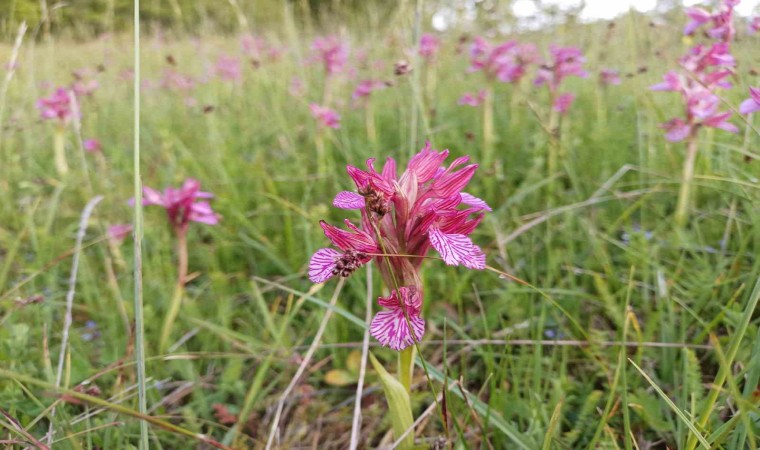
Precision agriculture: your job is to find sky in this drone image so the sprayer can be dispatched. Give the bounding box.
[512,0,760,21]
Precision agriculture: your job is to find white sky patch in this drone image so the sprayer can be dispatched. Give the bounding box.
[511,0,759,21]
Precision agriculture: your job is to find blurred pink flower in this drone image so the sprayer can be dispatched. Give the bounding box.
[599,69,621,86]
[36,88,75,123]
[652,1,738,141]
[739,87,760,114]
[309,143,488,350]
[534,45,588,93]
[134,178,220,234]
[419,33,440,60]
[310,103,341,129]
[469,37,537,83]
[215,55,242,82]
[161,69,195,92]
[684,0,738,41]
[458,90,487,107]
[312,36,349,76]
[108,224,133,244]
[749,16,760,34]
[352,79,385,101]
[84,138,101,153]
[241,34,266,58]
[71,80,98,97]
[662,118,693,142]
[553,93,575,114]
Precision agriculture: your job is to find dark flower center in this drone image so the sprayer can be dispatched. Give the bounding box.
[359,185,392,217]
[332,250,369,278]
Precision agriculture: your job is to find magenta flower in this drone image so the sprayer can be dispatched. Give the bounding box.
[650,71,684,92]
[108,224,133,244]
[84,138,102,153]
[161,69,195,92]
[308,143,489,350]
[352,80,385,101]
[533,45,588,93]
[684,7,712,36]
[469,37,536,83]
[552,93,575,114]
[458,90,487,107]
[310,103,341,129]
[71,79,99,97]
[312,36,349,76]
[36,88,75,123]
[684,0,738,42]
[419,34,440,61]
[136,178,220,235]
[739,87,760,115]
[241,34,266,59]
[370,286,425,351]
[749,17,760,35]
[599,69,621,86]
[215,55,242,83]
[652,1,739,142]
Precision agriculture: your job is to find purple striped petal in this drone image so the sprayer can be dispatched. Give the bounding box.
[333,191,365,209]
[460,192,492,212]
[428,226,485,269]
[308,248,340,283]
[370,308,425,351]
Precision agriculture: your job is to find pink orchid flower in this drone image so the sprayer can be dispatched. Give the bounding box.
[458,90,487,107]
[534,45,588,93]
[652,1,738,142]
[599,69,621,86]
[215,55,242,83]
[749,17,760,34]
[469,38,536,84]
[135,178,220,235]
[419,33,441,61]
[84,138,102,153]
[36,88,76,123]
[553,93,575,114]
[308,143,489,350]
[161,69,195,92]
[739,87,760,115]
[108,224,133,244]
[312,36,349,76]
[352,80,385,101]
[309,103,341,129]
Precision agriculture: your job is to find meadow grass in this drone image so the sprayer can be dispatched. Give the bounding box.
[0,5,758,449]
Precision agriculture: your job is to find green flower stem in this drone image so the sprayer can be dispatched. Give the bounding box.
[398,345,415,393]
[675,133,699,228]
[159,229,188,354]
[482,85,494,167]
[53,125,68,176]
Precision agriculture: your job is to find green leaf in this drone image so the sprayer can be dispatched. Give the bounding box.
[369,352,415,450]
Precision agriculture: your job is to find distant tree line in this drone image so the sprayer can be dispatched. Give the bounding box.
[0,0,401,39]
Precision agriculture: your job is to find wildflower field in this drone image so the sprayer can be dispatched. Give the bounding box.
[1,1,759,449]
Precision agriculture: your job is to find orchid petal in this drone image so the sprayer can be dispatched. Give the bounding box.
[370,308,425,351]
[460,192,492,211]
[333,191,365,209]
[308,248,341,283]
[428,226,485,269]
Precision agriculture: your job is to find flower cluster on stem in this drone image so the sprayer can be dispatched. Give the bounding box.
[309,143,489,350]
[651,0,739,142]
